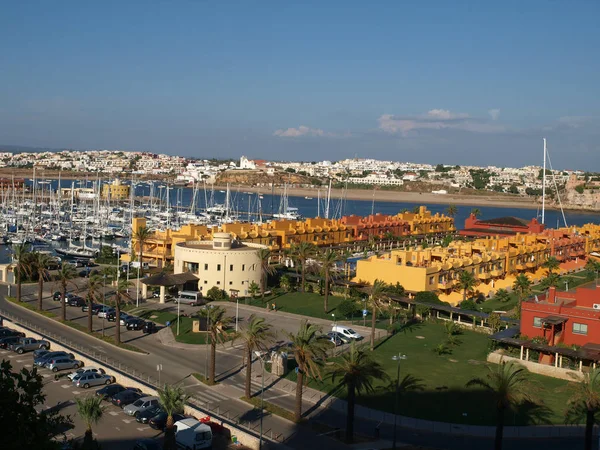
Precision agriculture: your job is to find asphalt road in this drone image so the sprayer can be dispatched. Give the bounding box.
[2,281,595,450]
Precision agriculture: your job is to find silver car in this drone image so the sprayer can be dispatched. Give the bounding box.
[68,366,106,381]
[73,372,114,389]
[46,358,83,372]
[123,396,160,416]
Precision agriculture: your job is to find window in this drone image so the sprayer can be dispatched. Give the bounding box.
[242,264,245,271]
[533,317,542,328]
[230,264,233,271]
[217,264,221,271]
[229,281,233,285]
[573,323,588,335]
[204,280,208,284]
[204,264,208,270]
[429,276,434,285]
[216,281,220,285]
[214,241,222,247]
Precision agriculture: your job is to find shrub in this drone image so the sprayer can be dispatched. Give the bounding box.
[414,291,443,304]
[206,286,228,301]
[337,299,359,319]
[575,184,585,194]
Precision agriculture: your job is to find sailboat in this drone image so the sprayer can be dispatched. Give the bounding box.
[273,184,302,220]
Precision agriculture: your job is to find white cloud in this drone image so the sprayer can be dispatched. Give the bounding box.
[378,109,505,136]
[488,109,500,121]
[273,125,336,138]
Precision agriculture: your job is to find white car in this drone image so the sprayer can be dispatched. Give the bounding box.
[68,366,106,381]
[331,325,363,340]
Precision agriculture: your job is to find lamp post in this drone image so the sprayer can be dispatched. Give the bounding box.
[331,313,336,328]
[102,274,106,337]
[258,353,266,450]
[391,353,407,450]
[177,296,181,336]
[235,296,239,333]
[565,280,569,292]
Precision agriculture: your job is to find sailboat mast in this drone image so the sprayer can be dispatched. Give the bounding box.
[542,138,546,225]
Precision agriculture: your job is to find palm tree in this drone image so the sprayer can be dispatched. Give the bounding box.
[329,342,388,442]
[56,264,78,321]
[565,368,600,450]
[199,306,232,384]
[133,225,152,277]
[237,315,273,399]
[75,395,105,449]
[512,273,532,317]
[456,270,478,302]
[446,204,458,218]
[317,249,340,312]
[293,242,315,292]
[113,278,133,344]
[158,384,189,450]
[86,274,104,333]
[368,279,389,351]
[470,208,482,218]
[543,256,560,277]
[257,248,275,299]
[13,243,32,303]
[287,320,330,421]
[584,259,600,285]
[466,361,531,450]
[30,252,51,311]
[248,281,260,297]
[495,288,511,303]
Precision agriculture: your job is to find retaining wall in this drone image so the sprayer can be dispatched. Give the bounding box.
[487,351,584,381]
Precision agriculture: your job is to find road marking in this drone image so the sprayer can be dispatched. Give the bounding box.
[109,411,119,416]
[72,391,81,395]
[122,419,134,424]
[7,355,16,359]
[23,364,32,368]
[61,385,71,389]
[137,427,148,431]
[16,359,27,363]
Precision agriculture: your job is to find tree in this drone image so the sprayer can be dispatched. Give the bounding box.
[86,274,104,333]
[199,306,232,384]
[158,384,189,450]
[318,249,340,312]
[487,313,503,333]
[337,299,359,319]
[113,278,133,344]
[12,243,32,303]
[585,259,600,284]
[368,279,389,351]
[279,274,291,292]
[445,204,458,218]
[133,225,152,278]
[206,286,228,301]
[237,315,273,399]
[292,242,315,293]
[470,208,482,218]
[543,256,560,277]
[30,252,51,311]
[248,281,260,297]
[75,395,105,450]
[495,288,511,303]
[329,342,388,442]
[466,361,532,450]
[56,264,78,322]
[565,368,600,450]
[257,248,275,299]
[512,274,532,317]
[456,270,478,302]
[286,320,330,421]
[414,290,443,304]
[0,360,72,449]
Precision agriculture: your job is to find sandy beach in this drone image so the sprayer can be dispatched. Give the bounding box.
[228,185,545,210]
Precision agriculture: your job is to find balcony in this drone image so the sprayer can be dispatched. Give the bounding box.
[437,280,455,289]
[477,272,492,281]
[490,269,503,277]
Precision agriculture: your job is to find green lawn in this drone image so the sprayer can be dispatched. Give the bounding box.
[283,321,575,426]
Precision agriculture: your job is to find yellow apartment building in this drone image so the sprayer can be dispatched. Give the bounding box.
[101,179,130,200]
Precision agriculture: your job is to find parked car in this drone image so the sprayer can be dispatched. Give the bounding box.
[68,366,106,381]
[96,384,141,401]
[135,405,163,424]
[0,328,25,338]
[97,307,115,319]
[52,291,62,301]
[0,336,22,349]
[133,439,162,450]
[321,332,344,347]
[175,291,203,306]
[106,313,131,326]
[34,350,74,366]
[126,318,146,331]
[81,303,103,314]
[11,338,50,354]
[45,258,61,270]
[124,396,160,416]
[143,322,157,334]
[46,358,83,372]
[112,390,144,408]
[149,412,187,431]
[68,296,86,307]
[74,373,114,389]
[331,325,363,341]
[173,418,212,449]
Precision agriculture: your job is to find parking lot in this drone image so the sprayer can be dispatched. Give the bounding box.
[0,328,240,450]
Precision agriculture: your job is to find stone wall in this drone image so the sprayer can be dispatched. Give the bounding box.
[487,350,583,381]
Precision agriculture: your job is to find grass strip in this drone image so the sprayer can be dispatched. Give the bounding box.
[240,395,297,423]
[192,372,218,386]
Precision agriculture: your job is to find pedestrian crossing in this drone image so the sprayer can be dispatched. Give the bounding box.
[187,386,230,405]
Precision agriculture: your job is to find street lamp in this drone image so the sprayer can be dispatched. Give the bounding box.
[331,313,336,328]
[256,352,267,450]
[391,353,407,450]
[102,274,106,337]
[565,280,569,292]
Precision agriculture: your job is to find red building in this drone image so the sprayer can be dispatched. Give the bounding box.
[460,215,545,237]
[521,285,600,348]
[340,213,410,241]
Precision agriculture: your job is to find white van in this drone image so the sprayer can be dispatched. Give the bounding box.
[174,418,213,450]
[176,291,203,306]
[332,325,363,341]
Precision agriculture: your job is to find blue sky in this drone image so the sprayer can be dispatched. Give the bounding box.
[1,1,599,169]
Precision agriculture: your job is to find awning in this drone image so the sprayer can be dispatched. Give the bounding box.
[541,316,568,326]
[140,271,198,287]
